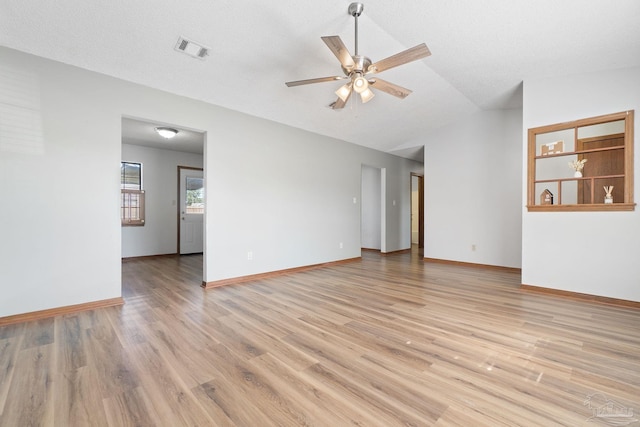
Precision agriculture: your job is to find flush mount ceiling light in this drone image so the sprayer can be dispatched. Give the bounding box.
[155,127,179,139]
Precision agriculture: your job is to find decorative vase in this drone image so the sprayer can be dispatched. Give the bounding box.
[605,195,613,204]
[574,171,582,178]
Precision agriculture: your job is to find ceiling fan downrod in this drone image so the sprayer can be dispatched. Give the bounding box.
[348,2,364,56]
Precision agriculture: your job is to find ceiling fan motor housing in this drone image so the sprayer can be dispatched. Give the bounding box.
[342,55,371,76]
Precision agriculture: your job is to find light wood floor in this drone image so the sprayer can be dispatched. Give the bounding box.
[1,250,639,426]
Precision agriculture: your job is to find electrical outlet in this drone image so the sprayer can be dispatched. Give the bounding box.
[247,251,253,260]
[339,242,343,249]
[471,244,476,251]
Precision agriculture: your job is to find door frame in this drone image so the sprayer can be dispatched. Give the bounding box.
[411,173,424,248]
[176,165,204,254]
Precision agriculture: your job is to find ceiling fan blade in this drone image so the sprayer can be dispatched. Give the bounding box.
[366,43,431,74]
[330,98,346,110]
[369,78,412,99]
[285,76,347,87]
[321,36,355,70]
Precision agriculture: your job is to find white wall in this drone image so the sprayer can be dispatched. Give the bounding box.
[522,67,640,302]
[423,109,523,268]
[121,144,203,258]
[361,165,382,250]
[0,53,122,316]
[205,125,421,280]
[0,47,422,317]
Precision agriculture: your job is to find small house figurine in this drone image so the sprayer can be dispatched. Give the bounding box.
[540,189,554,205]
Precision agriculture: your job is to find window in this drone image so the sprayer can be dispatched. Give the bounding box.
[185,176,204,214]
[527,111,634,212]
[121,162,145,225]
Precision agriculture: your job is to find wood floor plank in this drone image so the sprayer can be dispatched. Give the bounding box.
[149,301,221,352]
[0,322,24,340]
[0,344,54,426]
[197,343,307,426]
[84,310,140,399]
[55,314,88,373]
[102,386,161,427]
[20,317,54,349]
[217,312,318,371]
[301,361,433,426]
[142,320,219,388]
[301,315,435,371]
[189,381,240,427]
[2,250,639,425]
[427,361,586,426]
[124,341,217,426]
[0,335,22,416]
[249,352,382,426]
[433,404,507,427]
[333,351,449,423]
[54,366,109,426]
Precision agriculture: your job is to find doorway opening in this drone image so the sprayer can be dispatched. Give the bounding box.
[411,173,424,250]
[121,116,205,283]
[361,165,384,252]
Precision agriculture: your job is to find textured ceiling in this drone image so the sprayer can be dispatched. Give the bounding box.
[2,0,640,160]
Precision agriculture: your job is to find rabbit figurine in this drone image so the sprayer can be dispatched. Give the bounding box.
[604,186,614,204]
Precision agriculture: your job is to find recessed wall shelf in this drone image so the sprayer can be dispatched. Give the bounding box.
[527,110,635,212]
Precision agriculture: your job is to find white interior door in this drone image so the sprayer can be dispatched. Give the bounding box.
[179,168,204,254]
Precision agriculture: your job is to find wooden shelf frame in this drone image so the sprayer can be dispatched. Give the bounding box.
[535,145,625,160]
[527,110,635,212]
[535,174,625,184]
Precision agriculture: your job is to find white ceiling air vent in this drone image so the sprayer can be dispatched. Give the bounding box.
[174,36,210,59]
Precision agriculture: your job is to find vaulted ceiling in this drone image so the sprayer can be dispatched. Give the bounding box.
[2,1,639,160]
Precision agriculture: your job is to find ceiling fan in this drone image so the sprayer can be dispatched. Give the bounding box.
[285,2,431,109]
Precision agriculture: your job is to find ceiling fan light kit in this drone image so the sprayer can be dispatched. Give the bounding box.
[335,83,353,102]
[353,75,368,93]
[360,87,375,103]
[285,2,430,110]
